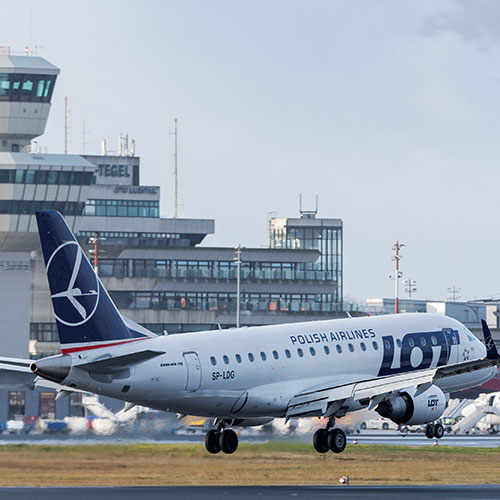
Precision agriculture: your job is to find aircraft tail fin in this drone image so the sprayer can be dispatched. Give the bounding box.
[481,320,500,360]
[36,211,153,354]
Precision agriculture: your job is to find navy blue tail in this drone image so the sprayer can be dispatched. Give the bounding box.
[36,211,149,349]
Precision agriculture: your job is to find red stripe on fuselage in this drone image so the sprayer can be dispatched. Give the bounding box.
[61,337,147,354]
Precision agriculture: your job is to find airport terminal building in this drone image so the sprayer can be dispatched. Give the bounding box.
[0,54,347,420]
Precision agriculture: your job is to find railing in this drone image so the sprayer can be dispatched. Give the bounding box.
[101,267,336,281]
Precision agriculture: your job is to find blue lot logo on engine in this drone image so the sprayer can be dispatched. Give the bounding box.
[377,329,460,376]
[46,241,100,327]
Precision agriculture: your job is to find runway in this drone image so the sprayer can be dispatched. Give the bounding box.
[1,486,499,499]
[347,431,500,447]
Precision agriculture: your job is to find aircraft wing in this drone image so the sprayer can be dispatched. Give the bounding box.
[286,320,500,420]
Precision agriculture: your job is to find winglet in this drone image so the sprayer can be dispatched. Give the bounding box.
[481,320,500,360]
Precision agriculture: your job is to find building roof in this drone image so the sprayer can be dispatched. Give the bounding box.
[119,247,320,263]
[270,216,342,228]
[0,153,96,169]
[0,56,59,74]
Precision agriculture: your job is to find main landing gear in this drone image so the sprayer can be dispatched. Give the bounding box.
[425,422,445,440]
[205,421,239,454]
[313,419,347,454]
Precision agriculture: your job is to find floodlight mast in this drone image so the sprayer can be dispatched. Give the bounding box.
[392,241,405,314]
[234,245,242,328]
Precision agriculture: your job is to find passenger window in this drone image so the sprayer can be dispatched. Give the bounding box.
[223,355,229,365]
[409,338,415,348]
[273,350,279,360]
[285,349,291,358]
[324,345,330,355]
[297,348,304,357]
[384,339,391,350]
[431,335,438,346]
[420,336,426,347]
[248,353,255,362]
[260,352,267,361]
[210,356,217,366]
[348,344,354,352]
[360,342,366,351]
[372,341,379,350]
[309,347,316,356]
[235,354,242,363]
[336,345,342,353]
[396,339,402,348]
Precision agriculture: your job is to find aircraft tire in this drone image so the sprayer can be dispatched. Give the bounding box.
[425,424,435,439]
[205,429,221,454]
[328,428,347,453]
[219,429,238,454]
[434,423,444,439]
[313,429,329,453]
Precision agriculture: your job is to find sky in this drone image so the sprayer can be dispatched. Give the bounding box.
[1,0,500,304]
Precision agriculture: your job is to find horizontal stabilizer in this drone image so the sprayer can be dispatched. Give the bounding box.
[0,357,32,373]
[75,350,165,374]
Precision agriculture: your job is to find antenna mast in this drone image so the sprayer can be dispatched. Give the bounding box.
[174,118,178,218]
[64,97,69,154]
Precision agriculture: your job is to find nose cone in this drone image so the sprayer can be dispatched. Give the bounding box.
[30,354,72,383]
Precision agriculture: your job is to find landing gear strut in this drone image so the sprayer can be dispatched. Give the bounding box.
[425,422,444,440]
[313,419,347,454]
[205,420,239,454]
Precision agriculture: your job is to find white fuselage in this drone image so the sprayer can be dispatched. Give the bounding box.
[63,313,495,419]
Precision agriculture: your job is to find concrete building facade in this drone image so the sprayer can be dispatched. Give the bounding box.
[0,54,348,421]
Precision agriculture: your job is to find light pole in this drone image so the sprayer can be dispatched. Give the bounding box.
[234,245,242,329]
[88,233,106,275]
[390,241,405,314]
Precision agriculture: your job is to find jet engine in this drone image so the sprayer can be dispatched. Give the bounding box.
[376,385,447,425]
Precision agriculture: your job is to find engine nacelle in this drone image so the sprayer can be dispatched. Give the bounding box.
[376,385,446,425]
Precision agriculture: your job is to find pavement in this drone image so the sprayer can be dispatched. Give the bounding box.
[0,486,499,499]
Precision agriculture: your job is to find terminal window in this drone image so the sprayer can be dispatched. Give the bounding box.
[0,73,56,102]
[39,392,56,420]
[83,199,159,218]
[8,391,25,420]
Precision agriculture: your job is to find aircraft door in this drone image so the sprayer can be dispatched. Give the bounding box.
[183,352,202,392]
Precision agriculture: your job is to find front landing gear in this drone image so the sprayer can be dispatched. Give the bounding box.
[313,420,347,454]
[425,422,444,440]
[204,422,239,454]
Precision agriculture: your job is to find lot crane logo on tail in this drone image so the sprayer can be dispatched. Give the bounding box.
[46,240,100,327]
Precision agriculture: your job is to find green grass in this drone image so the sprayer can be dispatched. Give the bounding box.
[1,441,499,455]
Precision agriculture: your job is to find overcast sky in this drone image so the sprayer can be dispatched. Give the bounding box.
[1,0,500,304]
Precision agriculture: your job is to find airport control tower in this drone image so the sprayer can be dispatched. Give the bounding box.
[0,54,59,152]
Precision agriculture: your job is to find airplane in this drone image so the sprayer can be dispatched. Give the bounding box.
[1,210,500,455]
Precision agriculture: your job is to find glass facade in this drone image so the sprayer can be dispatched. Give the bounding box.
[0,200,84,215]
[0,73,57,102]
[97,257,334,281]
[83,199,159,218]
[0,169,93,185]
[30,323,59,343]
[110,290,340,313]
[271,220,342,303]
